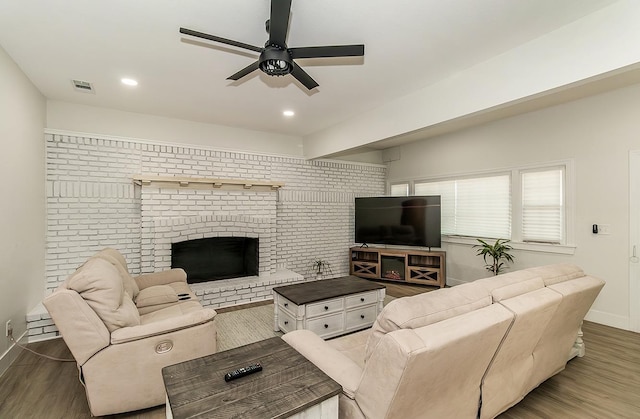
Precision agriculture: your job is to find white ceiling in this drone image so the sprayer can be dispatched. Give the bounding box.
[0,0,624,152]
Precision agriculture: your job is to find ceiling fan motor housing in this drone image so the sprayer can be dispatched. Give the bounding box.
[259,45,292,76]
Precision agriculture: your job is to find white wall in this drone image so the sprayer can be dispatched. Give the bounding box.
[0,45,46,375]
[47,100,304,157]
[387,82,640,330]
[304,1,640,159]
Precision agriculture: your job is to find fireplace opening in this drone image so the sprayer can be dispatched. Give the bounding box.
[171,237,259,283]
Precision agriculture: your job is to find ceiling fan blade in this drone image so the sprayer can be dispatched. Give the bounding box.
[291,63,319,90]
[227,61,260,81]
[180,27,263,53]
[289,45,365,59]
[268,0,292,46]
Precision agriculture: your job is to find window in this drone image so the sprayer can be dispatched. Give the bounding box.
[521,168,564,243]
[399,162,570,246]
[415,174,511,239]
[390,183,409,196]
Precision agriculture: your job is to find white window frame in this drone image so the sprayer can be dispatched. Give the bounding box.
[389,182,409,196]
[387,159,575,255]
[518,166,566,244]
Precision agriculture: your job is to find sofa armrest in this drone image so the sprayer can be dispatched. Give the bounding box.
[135,285,179,309]
[282,330,362,398]
[134,268,187,290]
[43,289,111,366]
[110,308,216,344]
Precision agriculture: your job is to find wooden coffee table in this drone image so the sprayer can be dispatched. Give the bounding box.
[163,337,341,419]
[273,276,386,339]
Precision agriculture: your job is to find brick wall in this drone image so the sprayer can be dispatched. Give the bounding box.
[31,132,386,341]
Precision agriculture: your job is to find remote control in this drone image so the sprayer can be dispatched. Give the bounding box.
[224,363,263,382]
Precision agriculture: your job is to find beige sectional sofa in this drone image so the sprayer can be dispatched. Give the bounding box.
[43,248,217,416]
[282,263,604,419]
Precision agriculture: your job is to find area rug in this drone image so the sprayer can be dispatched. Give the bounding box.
[215,304,283,351]
[215,295,396,351]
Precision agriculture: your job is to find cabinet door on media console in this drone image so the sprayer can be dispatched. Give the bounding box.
[350,249,380,279]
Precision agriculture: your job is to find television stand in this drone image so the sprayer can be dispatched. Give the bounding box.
[349,246,446,288]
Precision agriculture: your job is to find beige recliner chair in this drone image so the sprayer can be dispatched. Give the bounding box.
[43,248,217,416]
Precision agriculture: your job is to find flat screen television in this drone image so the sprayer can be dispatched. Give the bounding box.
[354,196,441,248]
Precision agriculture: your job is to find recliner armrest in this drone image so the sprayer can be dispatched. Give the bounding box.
[282,330,362,398]
[134,268,187,290]
[110,308,216,344]
[135,284,179,308]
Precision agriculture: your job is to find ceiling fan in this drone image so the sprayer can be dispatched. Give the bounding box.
[179,0,365,90]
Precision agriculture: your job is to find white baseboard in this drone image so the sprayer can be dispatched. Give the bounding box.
[0,330,27,378]
[584,309,630,331]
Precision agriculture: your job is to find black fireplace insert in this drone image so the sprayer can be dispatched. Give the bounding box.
[171,237,259,283]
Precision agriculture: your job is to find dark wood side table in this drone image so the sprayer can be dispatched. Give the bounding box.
[162,337,341,419]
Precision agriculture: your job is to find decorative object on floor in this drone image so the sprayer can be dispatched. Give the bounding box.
[310,258,333,277]
[179,0,365,90]
[474,238,515,275]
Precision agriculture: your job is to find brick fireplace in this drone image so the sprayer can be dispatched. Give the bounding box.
[134,176,304,307]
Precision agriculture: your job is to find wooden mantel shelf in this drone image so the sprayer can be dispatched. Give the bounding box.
[132,175,284,191]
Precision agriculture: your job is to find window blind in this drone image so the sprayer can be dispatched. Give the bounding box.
[522,168,563,243]
[390,183,409,196]
[416,174,511,239]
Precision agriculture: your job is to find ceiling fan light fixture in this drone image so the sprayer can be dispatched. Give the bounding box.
[259,46,292,76]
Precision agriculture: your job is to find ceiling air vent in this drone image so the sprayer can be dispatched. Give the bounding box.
[71,79,95,93]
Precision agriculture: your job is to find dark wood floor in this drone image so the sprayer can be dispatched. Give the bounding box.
[1,282,638,418]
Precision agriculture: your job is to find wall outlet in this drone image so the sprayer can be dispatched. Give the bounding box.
[5,320,12,338]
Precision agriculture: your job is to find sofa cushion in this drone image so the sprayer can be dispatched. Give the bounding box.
[365,281,491,361]
[491,277,544,302]
[474,269,540,294]
[138,300,204,324]
[526,263,584,286]
[357,304,514,419]
[135,285,179,309]
[327,328,370,370]
[66,257,140,332]
[93,248,140,299]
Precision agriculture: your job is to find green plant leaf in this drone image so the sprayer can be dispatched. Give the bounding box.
[474,238,515,275]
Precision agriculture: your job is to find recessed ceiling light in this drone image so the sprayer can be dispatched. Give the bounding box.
[283,110,295,117]
[121,78,138,86]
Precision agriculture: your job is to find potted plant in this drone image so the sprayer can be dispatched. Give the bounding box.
[310,259,333,277]
[474,238,515,276]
